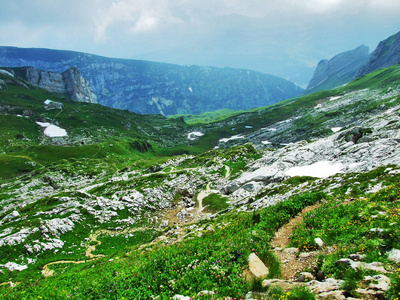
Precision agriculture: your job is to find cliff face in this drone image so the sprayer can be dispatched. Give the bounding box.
[0,47,303,115]
[306,45,369,93]
[17,66,97,103]
[356,31,400,77]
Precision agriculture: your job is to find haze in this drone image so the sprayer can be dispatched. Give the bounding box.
[1,0,400,87]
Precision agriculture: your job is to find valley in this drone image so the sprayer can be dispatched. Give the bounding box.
[1,59,400,299]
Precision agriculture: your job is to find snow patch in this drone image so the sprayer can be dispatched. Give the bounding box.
[187,132,204,140]
[245,126,253,129]
[36,121,68,137]
[331,127,342,133]
[285,161,343,179]
[0,69,14,77]
[44,125,68,137]
[261,140,272,145]
[219,135,245,143]
[315,104,323,108]
[36,122,51,127]
[329,96,342,101]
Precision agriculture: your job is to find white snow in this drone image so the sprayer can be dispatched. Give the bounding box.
[187,132,204,140]
[245,126,253,129]
[315,104,323,108]
[36,122,67,137]
[285,161,343,179]
[219,135,245,143]
[0,69,14,77]
[44,125,68,137]
[331,127,342,133]
[329,96,342,101]
[36,121,51,127]
[261,140,272,145]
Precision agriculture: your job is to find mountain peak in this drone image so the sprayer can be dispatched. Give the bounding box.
[356,30,400,77]
[306,45,369,93]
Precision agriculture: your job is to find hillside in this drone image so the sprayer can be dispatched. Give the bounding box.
[0,46,303,116]
[357,31,400,77]
[1,63,400,299]
[306,45,369,93]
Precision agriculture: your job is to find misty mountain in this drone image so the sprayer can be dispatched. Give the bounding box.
[356,31,400,77]
[0,47,303,115]
[305,45,369,93]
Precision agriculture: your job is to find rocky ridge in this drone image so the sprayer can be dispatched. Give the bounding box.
[0,46,303,115]
[15,66,97,103]
[306,45,369,92]
[357,31,400,77]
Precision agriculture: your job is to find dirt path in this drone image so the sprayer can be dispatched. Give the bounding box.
[42,227,155,277]
[0,281,18,287]
[225,165,230,178]
[271,203,321,280]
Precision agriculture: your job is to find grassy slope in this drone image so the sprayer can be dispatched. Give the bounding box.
[1,66,400,298]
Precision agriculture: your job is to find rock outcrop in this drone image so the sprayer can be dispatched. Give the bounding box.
[306,45,369,93]
[17,66,97,103]
[356,30,400,77]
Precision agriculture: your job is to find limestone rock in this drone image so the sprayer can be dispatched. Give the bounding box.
[248,253,269,278]
[19,66,97,103]
[315,237,324,248]
[364,274,391,291]
[335,258,387,273]
[297,272,315,282]
[388,248,400,263]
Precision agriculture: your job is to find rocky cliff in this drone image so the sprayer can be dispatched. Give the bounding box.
[306,45,369,93]
[15,66,97,103]
[0,47,303,115]
[356,30,400,77]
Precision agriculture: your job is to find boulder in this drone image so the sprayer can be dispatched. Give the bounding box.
[315,237,324,248]
[248,253,269,278]
[388,248,400,263]
[297,272,315,282]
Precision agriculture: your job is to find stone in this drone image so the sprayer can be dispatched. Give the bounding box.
[335,258,387,273]
[297,272,314,282]
[315,237,324,248]
[283,247,299,254]
[364,274,391,291]
[318,290,345,299]
[1,262,28,272]
[172,296,191,300]
[248,253,269,278]
[262,279,295,291]
[388,248,400,263]
[307,278,344,293]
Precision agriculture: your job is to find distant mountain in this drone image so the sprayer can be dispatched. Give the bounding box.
[356,31,400,77]
[0,47,303,115]
[13,66,97,103]
[306,45,369,93]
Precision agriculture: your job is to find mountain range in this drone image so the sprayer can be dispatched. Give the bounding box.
[0,47,303,116]
[307,30,400,93]
[1,30,400,299]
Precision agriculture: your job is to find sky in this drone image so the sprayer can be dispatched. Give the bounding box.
[1,0,400,88]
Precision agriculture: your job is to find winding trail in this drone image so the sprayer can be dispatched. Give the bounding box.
[225,165,231,178]
[41,227,157,277]
[271,203,322,280]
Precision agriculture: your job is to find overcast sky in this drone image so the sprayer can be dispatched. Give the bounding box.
[1,0,400,87]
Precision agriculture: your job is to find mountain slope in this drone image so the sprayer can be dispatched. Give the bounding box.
[357,30,400,77]
[305,45,369,93]
[2,64,400,299]
[0,46,303,115]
